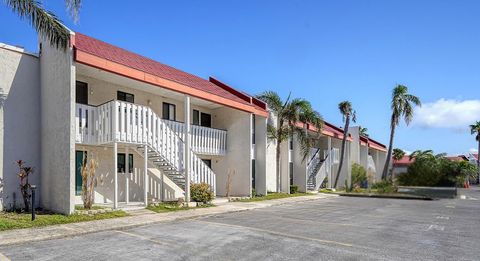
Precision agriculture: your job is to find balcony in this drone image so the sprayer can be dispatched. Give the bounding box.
[75,101,227,156]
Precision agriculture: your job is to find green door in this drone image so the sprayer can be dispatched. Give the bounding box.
[75,151,85,196]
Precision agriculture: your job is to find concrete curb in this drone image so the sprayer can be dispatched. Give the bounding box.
[0,194,338,246]
[336,192,433,200]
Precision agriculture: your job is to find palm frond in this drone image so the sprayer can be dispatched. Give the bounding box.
[5,0,71,49]
[65,0,81,22]
[256,91,283,114]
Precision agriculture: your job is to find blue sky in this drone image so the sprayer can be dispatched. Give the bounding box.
[1,1,479,155]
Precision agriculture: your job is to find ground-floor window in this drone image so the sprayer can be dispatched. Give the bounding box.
[118,153,134,173]
[289,162,294,186]
[75,150,86,196]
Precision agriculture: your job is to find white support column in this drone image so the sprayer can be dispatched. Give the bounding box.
[184,95,191,203]
[327,136,332,189]
[144,144,148,206]
[125,146,129,204]
[113,142,118,209]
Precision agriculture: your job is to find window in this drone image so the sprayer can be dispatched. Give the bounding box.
[75,151,86,196]
[289,137,293,150]
[200,113,212,128]
[202,159,212,169]
[117,91,134,103]
[289,162,294,186]
[76,81,88,105]
[118,153,134,173]
[162,102,176,121]
[193,110,200,125]
[252,159,256,189]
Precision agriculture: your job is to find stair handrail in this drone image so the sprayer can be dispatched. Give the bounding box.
[113,100,216,192]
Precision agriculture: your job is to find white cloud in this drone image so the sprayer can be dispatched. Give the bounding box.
[470,148,479,154]
[413,99,480,130]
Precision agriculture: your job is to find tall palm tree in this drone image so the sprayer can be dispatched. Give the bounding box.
[333,101,356,188]
[382,85,421,180]
[257,91,323,192]
[470,121,480,183]
[4,0,82,49]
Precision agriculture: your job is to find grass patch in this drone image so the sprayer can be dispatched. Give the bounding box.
[239,192,312,202]
[74,205,107,210]
[0,210,128,231]
[147,202,214,213]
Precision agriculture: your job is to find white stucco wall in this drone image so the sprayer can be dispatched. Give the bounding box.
[211,107,252,197]
[292,133,308,192]
[0,44,41,211]
[40,36,76,214]
[254,115,267,196]
[265,112,277,192]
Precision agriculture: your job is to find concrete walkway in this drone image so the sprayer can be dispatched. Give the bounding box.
[0,194,337,246]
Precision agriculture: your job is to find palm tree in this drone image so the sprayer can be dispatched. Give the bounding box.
[392,148,405,162]
[391,148,406,178]
[382,85,421,180]
[257,91,323,192]
[4,0,82,49]
[359,126,369,137]
[470,121,480,183]
[333,101,356,188]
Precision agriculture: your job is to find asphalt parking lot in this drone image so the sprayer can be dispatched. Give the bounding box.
[1,188,479,261]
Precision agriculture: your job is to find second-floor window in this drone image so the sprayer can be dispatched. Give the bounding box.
[163,102,176,121]
[117,91,134,103]
[192,109,211,127]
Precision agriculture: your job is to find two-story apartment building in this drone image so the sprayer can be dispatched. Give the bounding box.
[1,32,269,214]
[1,30,388,214]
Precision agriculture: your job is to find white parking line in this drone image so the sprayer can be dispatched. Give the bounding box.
[114,230,176,246]
[436,216,450,220]
[426,225,445,231]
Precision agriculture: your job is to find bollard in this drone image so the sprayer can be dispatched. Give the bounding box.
[31,185,36,221]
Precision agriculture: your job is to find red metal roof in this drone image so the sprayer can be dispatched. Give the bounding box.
[446,155,468,162]
[393,155,415,166]
[73,32,266,114]
[473,154,478,160]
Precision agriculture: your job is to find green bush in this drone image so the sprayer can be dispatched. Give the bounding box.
[290,185,299,194]
[351,163,367,189]
[372,180,396,193]
[397,151,478,187]
[190,183,214,203]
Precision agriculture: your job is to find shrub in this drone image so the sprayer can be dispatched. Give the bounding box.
[190,183,214,203]
[290,185,299,194]
[372,180,396,194]
[397,150,478,187]
[351,163,367,189]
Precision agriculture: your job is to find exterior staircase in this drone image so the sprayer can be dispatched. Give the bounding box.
[76,100,216,194]
[307,149,330,191]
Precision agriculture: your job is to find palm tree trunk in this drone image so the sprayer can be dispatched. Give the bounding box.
[276,139,282,192]
[382,116,396,180]
[334,116,350,188]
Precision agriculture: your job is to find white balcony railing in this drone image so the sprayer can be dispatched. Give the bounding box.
[163,120,227,156]
[76,102,227,156]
